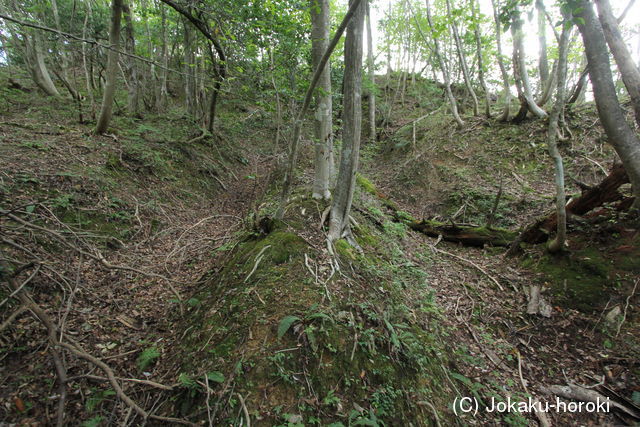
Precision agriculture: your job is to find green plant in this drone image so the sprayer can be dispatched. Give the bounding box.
[136,346,160,370]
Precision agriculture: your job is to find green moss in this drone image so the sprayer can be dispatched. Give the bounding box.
[528,247,614,312]
[356,173,378,196]
[334,238,357,260]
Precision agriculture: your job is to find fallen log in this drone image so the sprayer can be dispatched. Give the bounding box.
[396,216,516,247]
[507,163,630,255]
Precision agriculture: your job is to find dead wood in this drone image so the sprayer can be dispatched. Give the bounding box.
[406,220,516,247]
[507,163,631,255]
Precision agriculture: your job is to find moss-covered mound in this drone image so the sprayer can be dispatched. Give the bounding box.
[172,197,458,425]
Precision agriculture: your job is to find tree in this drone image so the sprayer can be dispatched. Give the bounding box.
[445,0,479,116]
[595,0,640,127]
[547,11,571,253]
[510,8,547,121]
[328,0,365,243]
[275,0,364,220]
[310,0,334,201]
[122,2,141,117]
[424,0,464,128]
[575,0,640,209]
[490,0,512,121]
[471,0,491,117]
[95,0,124,134]
[365,0,376,141]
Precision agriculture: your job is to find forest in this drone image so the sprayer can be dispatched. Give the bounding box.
[0,0,639,425]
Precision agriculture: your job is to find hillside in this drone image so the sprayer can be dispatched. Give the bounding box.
[1,68,639,426]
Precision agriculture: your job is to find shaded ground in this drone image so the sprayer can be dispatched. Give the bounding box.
[1,73,639,426]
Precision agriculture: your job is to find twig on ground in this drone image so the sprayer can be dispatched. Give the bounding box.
[616,278,639,337]
[430,245,505,291]
[237,393,251,427]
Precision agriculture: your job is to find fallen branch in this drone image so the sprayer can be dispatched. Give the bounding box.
[507,163,630,255]
[74,374,175,391]
[2,211,184,302]
[542,383,640,419]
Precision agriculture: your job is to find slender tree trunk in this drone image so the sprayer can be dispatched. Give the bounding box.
[490,0,511,121]
[471,0,490,117]
[24,32,60,97]
[50,0,79,100]
[567,65,589,105]
[366,0,376,141]
[81,2,95,119]
[536,0,549,85]
[536,60,558,107]
[122,2,140,116]
[156,4,169,111]
[310,0,334,200]
[445,0,479,116]
[269,47,282,150]
[511,15,547,121]
[425,0,464,128]
[595,0,640,127]
[275,0,364,219]
[576,0,640,209]
[328,0,365,243]
[95,0,123,134]
[547,16,571,253]
[183,20,196,116]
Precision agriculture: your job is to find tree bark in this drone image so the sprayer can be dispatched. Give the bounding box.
[82,0,96,119]
[310,0,334,201]
[328,0,365,243]
[366,0,376,141]
[445,0,479,116]
[595,0,640,127]
[275,0,364,220]
[576,0,640,209]
[122,2,140,117]
[95,0,123,134]
[536,0,549,84]
[490,0,512,121]
[511,14,547,121]
[471,0,491,117]
[155,4,169,112]
[547,15,571,253]
[182,20,196,117]
[24,32,61,97]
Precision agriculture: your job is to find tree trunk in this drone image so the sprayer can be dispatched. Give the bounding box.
[82,1,96,119]
[425,0,464,128]
[122,2,140,117]
[567,65,589,105]
[511,15,547,120]
[576,0,640,209]
[155,4,169,112]
[445,0,479,116]
[24,32,60,97]
[472,0,491,117]
[183,20,196,117]
[595,0,640,128]
[310,0,334,201]
[50,0,79,100]
[328,0,365,243]
[547,14,571,253]
[490,0,511,121]
[536,0,549,85]
[95,0,123,134]
[275,0,364,220]
[508,163,630,252]
[366,0,376,141]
